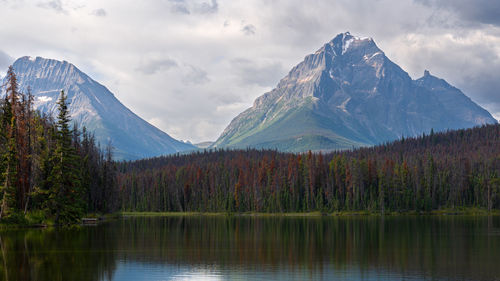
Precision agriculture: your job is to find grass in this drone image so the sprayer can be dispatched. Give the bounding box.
[119,208,500,218]
[429,207,500,216]
[1,207,498,228]
[120,211,330,217]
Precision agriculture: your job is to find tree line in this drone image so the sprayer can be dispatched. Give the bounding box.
[117,124,500,213]
[0,67,117,224]
[2,66,499,220]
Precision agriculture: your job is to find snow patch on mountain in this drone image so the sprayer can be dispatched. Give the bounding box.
[337,97,351,114]
[342,38,355,54]
[37,96,53,102]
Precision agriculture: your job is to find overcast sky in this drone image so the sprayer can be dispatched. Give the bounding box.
[0,0,499,143]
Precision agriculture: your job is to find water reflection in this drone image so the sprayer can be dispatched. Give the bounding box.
[0,216,499,280]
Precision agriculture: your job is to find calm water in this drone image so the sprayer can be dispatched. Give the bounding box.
[1,216,500,280]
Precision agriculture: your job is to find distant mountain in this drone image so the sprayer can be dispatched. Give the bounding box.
[213,32,497,152]
[4,56,195,160]
[194,141,214,149]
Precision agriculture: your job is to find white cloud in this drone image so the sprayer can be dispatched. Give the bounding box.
[135,58,178,75]
[0,49,12,76]
[147,117,166,130]
[0,0,499,143]
[241,24,256,36]
[91,8,106,17]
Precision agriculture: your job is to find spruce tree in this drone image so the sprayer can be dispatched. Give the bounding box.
[0,116,18,219]
[0,67,20,219]
[49,91,83,224]
[0,99,8,214]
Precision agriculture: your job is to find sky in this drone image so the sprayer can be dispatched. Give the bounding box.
[0,0,499,143]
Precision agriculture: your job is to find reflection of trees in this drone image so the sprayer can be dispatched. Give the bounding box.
[0,226,118,281]
[115,216,500,280]
[0,216,499,280]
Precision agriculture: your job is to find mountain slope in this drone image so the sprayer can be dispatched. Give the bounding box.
[5,56,195,160]
[213,32,497,151]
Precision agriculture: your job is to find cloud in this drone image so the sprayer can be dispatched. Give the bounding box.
[91,8,107,17]
[37,0,67,14]
[457,73,500,115]
[231,58,286,87]
[168,0,218,15]
[2,0,499,142]
[135,59,178,75]
[0,0,22,9]
[415,0,500,26]
[0,50,13,72]
[241,24,256,35]
[135,58,209,84]
[196,0,218,14]
[148,117,167,131]
[182,65,210,85]
[169,0,190,14]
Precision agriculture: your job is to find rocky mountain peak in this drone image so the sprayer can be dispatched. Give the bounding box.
[324,32,375,56]
[13,56,92,93]
[415,69,454,90]
[213,34,497,152]
[4,56,195,160]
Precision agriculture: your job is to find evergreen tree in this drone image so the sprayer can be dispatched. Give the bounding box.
[0,67,20,219]
[0,115,19,218]
[49,91,83,224]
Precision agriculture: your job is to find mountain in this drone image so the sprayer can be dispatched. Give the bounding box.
[4,56,195,160]
[194,141,214,149]
[213,32,497,152]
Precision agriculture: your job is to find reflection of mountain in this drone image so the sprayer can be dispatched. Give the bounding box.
[1,216,499,280]
[5,56,195,160]
[214,32,497,152]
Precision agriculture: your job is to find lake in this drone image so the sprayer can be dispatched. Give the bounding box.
[1,215,499,280]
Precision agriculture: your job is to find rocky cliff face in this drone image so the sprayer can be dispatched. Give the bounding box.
[5,56,195,160]
[213,32,497,152]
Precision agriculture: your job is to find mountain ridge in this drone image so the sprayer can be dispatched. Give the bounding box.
[3,56,196,160]
[213,32,497,151]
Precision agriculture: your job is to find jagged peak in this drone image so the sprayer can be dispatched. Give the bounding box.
[334,32,372,52]
[416,69,454,90]
[418,69,439,81]
[17,55,40,63]
[12,56,89,84]
[332,31,372,42]
[6,56,117,102]
[316,32,375,56]
[15,55,72,67]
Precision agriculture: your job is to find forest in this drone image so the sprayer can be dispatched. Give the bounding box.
[0,67,116,225]
[1,68,499,226]
[116,124,500,213]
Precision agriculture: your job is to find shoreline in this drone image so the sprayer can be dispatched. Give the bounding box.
[120,208,500,218]
[1,208,498,229]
